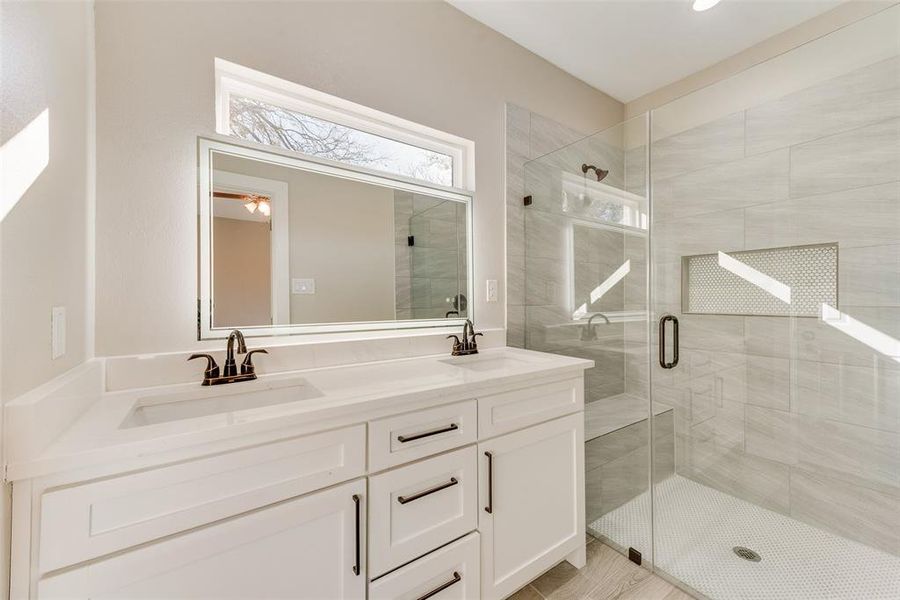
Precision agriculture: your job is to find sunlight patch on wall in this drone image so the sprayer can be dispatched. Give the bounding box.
[1,108,50,222]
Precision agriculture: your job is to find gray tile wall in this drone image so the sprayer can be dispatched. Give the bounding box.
[650,56,900,555]
[394,192,467,320]
[507,103,643,404]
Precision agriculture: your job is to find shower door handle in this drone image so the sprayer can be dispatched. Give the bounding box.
[659,314,679,369]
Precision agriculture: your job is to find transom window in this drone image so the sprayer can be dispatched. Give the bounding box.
[215,59,473,189]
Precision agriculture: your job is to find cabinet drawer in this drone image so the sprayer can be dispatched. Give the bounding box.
[369,446,477,576]
[370,532,479,600]
[478,377,582,439]
[369,400,477,472]
[39,424,365,573]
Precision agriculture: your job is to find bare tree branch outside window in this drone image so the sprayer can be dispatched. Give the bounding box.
[229,96,453,186]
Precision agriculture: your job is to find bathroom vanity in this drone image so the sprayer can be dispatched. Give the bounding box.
[7,347,591,599]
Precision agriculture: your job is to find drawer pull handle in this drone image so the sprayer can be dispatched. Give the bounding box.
[352,494,361,576]
[397,423,458,443]
[416,571,462,600]
[397,477,459,505]
[484,451,493,514]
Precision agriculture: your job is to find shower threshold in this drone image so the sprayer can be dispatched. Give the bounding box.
[589,475,900,600]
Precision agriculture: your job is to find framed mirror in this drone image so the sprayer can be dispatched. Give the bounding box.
[198,138,473,339]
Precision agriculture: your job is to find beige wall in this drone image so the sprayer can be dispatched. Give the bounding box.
[286,171,396,325]
[213,217,271,327]
[1,1,93,400]
[93,0,623,356]
[1,1,95,594]
[213,155,397,325]
[626,1,895,118]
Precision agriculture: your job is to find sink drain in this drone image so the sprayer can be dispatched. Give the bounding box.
[733,546,761,562]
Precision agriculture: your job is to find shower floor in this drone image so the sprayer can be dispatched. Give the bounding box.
[589,475,900,600]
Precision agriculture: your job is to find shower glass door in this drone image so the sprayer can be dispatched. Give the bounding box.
[522,114,653,561]
[647,6,900,598]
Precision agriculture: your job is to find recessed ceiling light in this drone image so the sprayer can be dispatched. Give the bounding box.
[693,0,722,11]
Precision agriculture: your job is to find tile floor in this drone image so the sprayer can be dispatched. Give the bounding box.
[592,475,900,600]
[512,537,695,600]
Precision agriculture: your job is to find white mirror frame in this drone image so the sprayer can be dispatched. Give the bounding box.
[198,137,474,340]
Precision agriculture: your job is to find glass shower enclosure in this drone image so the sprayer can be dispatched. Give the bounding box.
[520,6,900,598]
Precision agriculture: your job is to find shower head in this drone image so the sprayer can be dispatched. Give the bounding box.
[582,163,608,182]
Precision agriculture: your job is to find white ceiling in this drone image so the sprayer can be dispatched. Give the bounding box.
[449,0,846,102]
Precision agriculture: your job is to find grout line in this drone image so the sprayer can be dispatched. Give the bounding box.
[528,584,547,599]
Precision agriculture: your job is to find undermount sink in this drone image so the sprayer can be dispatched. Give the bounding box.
[439,354,532,372]
[120,377,322,428]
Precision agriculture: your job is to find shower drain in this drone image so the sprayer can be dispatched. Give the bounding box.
[733,546,762,562]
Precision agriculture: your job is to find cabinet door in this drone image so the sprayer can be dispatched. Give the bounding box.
[478,413,584,600]
[38,479,366,600]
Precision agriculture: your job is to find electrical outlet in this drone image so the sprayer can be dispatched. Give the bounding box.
[292,278,316,295]
[486,279,498,302]
[51,306,66,359]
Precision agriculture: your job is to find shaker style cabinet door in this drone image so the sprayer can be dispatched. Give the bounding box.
[478,412,585,600]
[37,478,367,600]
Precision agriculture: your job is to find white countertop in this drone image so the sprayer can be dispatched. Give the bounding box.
[8,347,592,482]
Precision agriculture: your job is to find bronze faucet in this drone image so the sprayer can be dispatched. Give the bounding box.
[448,319,483,356]
[188,329,268,386]
[581,312,610,341]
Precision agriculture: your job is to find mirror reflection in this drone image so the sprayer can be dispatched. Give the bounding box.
[208,150,469,330]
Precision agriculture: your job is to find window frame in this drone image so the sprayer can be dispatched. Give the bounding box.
[215,58,475,190]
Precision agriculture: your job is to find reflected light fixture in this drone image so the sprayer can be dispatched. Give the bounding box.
[242,195,271,216]
[693,0,722,11]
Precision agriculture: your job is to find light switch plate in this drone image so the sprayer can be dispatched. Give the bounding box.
[486,279,498,302]
[292,278,316,295]
[51,306,66,359]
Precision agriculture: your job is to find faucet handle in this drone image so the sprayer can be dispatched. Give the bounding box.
[240,349,268,376]
[188,353,220,379]
[447,335,462,352]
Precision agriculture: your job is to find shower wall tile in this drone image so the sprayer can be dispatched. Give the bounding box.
[684,436,791,514]
[839,244,900,307]
[743,316,792,359]
[651,112,745,181]
[745,56,900,156]
[573,225,624,264]
[744,406,798,465]
[507,252,524,306]
[524,209,570,261]
[672,312,746,354]
[653,208,745,259]
[744,181,900,250]
[395,277,411,310]
[745,355,791,411]
[794,359,900,433]
[530,112,586,160]
[790,470,900,556]
[624,145,647,198]
[793,305,900,371]
[526,257,568,307]
[746,406,900,496]
[507,304,525,349]
[653,149,790,222]
[789,117,900,198]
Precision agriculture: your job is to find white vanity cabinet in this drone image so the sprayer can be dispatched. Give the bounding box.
[38,478,367,600]
[11,357,588,600]
[478,413,585,600]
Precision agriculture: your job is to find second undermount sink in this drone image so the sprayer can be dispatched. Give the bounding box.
[120,377,323,429]
[439,354,532,372]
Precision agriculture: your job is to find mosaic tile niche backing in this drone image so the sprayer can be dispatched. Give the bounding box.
[682,243,838,317]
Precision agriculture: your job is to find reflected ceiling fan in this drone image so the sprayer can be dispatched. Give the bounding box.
[213,191,271,217]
